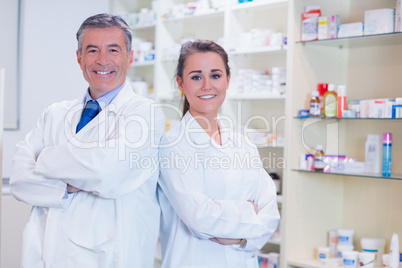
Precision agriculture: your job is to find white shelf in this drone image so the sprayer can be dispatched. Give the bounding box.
[267,238,281,245]
[226,93,286,100]
[293,169,402,181]
[161,9,224,22]
[288,259,335,268]
[229,45,287,55]
[132,60,155,67]
[230,0,288,11]
[132,23,156,30]
[276,194,283,204]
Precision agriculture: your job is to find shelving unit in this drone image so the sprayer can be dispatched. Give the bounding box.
[283,1,402,268]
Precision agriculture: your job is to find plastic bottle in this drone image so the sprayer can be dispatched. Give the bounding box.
[324,84,337,118]
[364,134,381,174]
[309,90,320,116]
[337,85,347,118]
[317,83,328,117]
[314,144,325,171]
[382,133,392,177]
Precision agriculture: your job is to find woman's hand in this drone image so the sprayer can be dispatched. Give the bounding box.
[67,184,81,193]
[248,200,258,214]
[210,237,245,245]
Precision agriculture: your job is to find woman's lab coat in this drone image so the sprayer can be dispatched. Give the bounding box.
[10,83,165,268]
[158,112,280,268]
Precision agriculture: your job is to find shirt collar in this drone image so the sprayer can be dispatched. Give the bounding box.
[83,81,127,110]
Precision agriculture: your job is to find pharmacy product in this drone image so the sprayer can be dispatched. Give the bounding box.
[314,144,325,171]
[338,245,354,258]
[364,9,394,35]
[329,15,341,38]
[343,251,359,268]
[268,252,279,268]
[309,91,321,116]
[360,238,386,267]
[358,252,375,268]
[338,22,364,38]
[324,84,338,118]
[317,83,328,116]
[329,230,339,257]
[338,229,354,246]
[318,16,329,39]
[389,234,399,268]
[337,85,347,118]
[396,0,402,32]
[383,254,390,268]
[364,135,381,174]
[382,133,392,177]
[318,246,331,259]
[302,7,321,41]
[392,98,402,118]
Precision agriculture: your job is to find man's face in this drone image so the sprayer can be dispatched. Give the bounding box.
[76,27,133,99]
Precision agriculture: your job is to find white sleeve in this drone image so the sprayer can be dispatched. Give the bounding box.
[10,107,70,208]
[232,166,280,252]
[159,136,277,242]
[35,104,165,199]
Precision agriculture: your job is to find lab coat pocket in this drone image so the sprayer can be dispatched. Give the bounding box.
[67,237,116,268]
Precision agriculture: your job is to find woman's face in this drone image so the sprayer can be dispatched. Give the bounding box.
[177,52,230,118]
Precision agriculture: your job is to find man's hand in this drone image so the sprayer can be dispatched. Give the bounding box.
[67,184,81,193]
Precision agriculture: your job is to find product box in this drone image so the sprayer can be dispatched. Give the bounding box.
[329,15,341,39]
[302,6,321,41]
[396,0,402,32]
[318,16,329,39]
[364,8,395,35]
[338,22,364,38]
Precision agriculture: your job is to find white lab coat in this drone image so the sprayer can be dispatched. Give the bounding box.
[158,112,280,268]
[10,83,165,268]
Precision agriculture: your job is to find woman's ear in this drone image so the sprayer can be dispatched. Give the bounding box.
[226,74,231,90]
[176,76,184,92]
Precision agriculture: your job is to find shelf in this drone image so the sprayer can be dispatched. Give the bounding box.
[292,169,402,181]
[132,61,155,67]
[267,238,281,245]
[288,259,336,268]
[229,45,287,55]
[230,0,288,11]
[227,94,286,100]
[294,116,402,120]
[296,32,402,48]
[161,9,224,22]
[131,23,156,30]
[276,194,283,204]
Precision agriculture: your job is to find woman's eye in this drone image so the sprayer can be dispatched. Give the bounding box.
[191,75,202,80]
[211,74,221,79]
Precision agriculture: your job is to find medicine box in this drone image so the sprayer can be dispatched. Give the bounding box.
[396,0,402,32]
[302,7,321,41]
[318,16,329,40]
[338,22,364,38]
[329,15,340,39]
[364,8,395,35]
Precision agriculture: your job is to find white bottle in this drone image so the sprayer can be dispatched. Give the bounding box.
[364,134,381,174]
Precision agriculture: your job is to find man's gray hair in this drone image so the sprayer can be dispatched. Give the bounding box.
[76,13,132,55]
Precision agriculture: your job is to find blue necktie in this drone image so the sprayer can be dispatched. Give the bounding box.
[76,100,101,133]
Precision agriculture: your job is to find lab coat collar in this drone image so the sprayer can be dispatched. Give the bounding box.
[73,82,136,136]
[182,111,233,148]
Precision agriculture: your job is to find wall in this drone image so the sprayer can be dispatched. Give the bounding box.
[2,0,109,177]
[1,0,109,266]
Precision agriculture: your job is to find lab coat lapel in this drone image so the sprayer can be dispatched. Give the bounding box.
[73,83,135,138]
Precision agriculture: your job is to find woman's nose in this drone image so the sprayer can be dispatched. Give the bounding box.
[202,78,211,90]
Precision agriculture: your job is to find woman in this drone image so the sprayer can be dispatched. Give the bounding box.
[158,40,280,268]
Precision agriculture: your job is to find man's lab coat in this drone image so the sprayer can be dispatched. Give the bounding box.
[10,83,165,268]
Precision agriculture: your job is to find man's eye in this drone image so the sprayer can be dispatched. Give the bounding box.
[110,49,119,53]
[88,49,97,53]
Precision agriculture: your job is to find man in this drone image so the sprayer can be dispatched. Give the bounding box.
[10,13,164,267]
